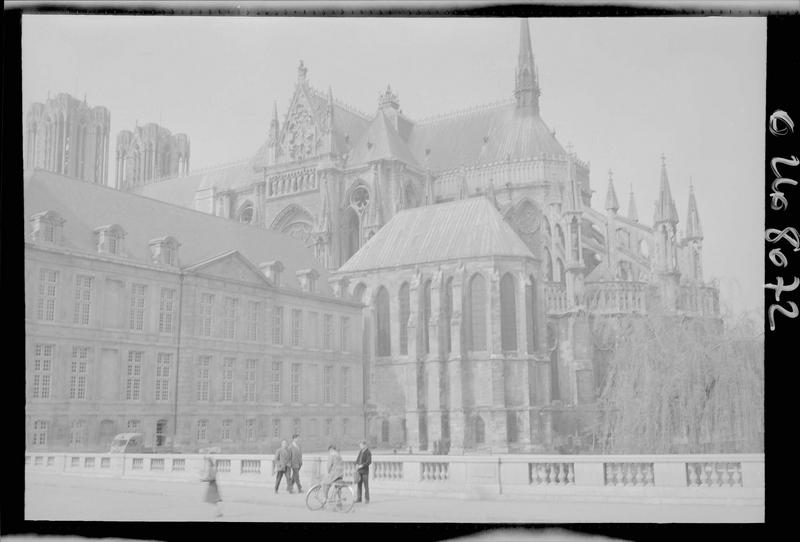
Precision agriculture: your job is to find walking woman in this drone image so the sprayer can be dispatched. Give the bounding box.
[202,457,224,518]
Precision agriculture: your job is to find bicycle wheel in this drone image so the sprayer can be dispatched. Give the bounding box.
[337,485,355,513]
[305,484,326,511]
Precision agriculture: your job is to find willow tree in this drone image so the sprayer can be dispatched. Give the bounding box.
[597,313,763,454]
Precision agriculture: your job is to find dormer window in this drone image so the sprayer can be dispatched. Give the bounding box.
[149,236,180,267]
[260,261,284,288]
[296,268,319,293]
[94,224,125,256]
[30,210,65,245]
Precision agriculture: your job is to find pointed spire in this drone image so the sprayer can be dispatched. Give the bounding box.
[297,60,308,82]
[653,154,679,225]
[326,86,335,153]
[605,169,619,213]
[486,178,498,208]
[627,184,639,222]
[458,167,469,200]
[268,101,280,142]
[514,18,540,113]
[685,178,703,239]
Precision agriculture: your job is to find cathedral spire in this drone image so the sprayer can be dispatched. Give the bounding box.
[269,101,280,142]
[685,178,703,240]
[653,153,679,225]
[326,86,335,153]
[514,18,540,113]
[627,184,639,222]
[605,169,619,214]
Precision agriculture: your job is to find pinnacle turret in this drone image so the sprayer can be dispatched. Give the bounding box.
[627,184,639,222]
[653,154,679,225]
[605,169,619,213]
[685,179,703,240]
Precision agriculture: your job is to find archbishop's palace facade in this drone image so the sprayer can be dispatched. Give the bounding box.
[24,20,719,454]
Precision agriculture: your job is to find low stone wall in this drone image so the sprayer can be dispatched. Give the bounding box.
[25,451,764,505]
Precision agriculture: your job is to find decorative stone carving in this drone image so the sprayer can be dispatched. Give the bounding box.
[283,101,317,161]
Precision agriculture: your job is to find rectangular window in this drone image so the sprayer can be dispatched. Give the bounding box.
[32,420,48,446]
[222,357,235,402]
[323,365,333,404]
[340,316,349,352]
[293,417,302,436]
[309,418,318,436]
[341,366,350,404]
[342,418,349,437]
[245,301,260,341]
[69,420,85,447]
[37,269,58,321]
[291,363,301,403]
[308,312,319,349]
[70,346,90,400]
[73,274,93,326]
[324,418,332,437]
[196,355,211,401]
[222,297,238,339]
[323,314,333,350]
[33,343,53,399]
[245,418,256,441]
[272,418,281,438]
[271,361,282,403]
[155,353,172,402]
[272,306,283,345]
[291,309,302,347]
[200,293,214,337]
[127,419,140,433]
[197,419,208,441]
[221,419,233,441]
[129,283,146,331]
[244,359,257,402]
[158,288,176,334]
[126,351,143,401]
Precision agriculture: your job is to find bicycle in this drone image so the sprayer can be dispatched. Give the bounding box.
[305,478,355,513]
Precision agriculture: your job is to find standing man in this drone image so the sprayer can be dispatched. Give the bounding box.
[288,433,303,493]
[273,439,292,494]
[354,439,371,504]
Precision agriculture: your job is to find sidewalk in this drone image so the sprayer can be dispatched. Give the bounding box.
[24,472,764,523]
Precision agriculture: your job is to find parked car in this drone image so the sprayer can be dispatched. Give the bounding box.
[109,433,152,453]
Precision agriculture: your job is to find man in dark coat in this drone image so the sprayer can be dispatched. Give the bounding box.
[354,439,372,503]
[288,433,303,493]
[273,439,292,494]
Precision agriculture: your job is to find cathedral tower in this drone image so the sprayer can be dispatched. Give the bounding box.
[24,93,111,185]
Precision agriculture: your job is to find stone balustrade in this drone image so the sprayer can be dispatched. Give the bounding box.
[678,285,719,317]
[25,451,763,504]
[585,281,647,314]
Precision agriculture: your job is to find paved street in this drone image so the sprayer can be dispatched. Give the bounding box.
[25,473,763,523]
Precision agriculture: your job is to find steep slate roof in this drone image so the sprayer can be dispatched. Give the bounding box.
[337,196,534,273]
[134,160,252,206]
[24,169,335,295]
[306,86,372,157]
[408,100,566,172]
[348,108,420,167]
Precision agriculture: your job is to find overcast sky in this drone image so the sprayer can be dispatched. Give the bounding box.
[22,15,766,318]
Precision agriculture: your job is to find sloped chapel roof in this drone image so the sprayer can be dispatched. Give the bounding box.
[337,196,535,274]
[409,100,567,172]
[24,169,335,295]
